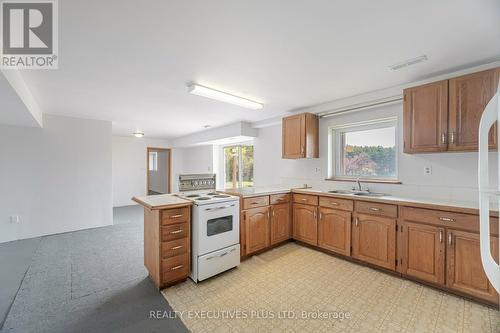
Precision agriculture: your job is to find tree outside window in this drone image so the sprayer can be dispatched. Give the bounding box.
[224,145,254,188]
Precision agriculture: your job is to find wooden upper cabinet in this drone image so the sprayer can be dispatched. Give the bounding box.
[245,207,270,255]
[318,207,351,256]
[400,221,445,285]
[282,113,319,159]
[446,230,499,304]
[403,80,449,153]
[270,203,291,245]
[293,203,318,245]
[352,213,396,270]
[448,68,499,151]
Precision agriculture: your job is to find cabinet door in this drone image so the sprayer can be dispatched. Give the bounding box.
[446,230,499,303]
[282,114,305,158]
[403,80,449,153]
[270,203,291,245]
[293,203,318,246]
[449,68,499,151]
[245,207,270,255]
[318,207,351,256]
[401,222,445,284]
[352,214,396,270]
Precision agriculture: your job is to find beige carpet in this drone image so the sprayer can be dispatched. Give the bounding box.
[162,243,500,333]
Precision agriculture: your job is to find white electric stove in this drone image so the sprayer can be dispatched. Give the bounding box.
[176,174,240,282]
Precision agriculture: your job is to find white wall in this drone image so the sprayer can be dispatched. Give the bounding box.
[112,136,171,207]
[0,114,112,243]
[253,103,498,203]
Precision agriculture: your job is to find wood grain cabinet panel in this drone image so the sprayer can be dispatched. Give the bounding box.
[449,68,500,151]
[403,80,449,153]
[318,207,351,256]
[293,203,318,246]
[282,113,318,159]
[401,222,445,284]
[270,203,291,245]
[319,196,353,211]
[243,196,270,209]
[293,194,319,206]
[270,193,290,205]
[245,207,270,255]
[352,214,396,270]
[446,230,499,303]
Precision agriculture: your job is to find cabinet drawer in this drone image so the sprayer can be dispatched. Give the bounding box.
[319,196,353,211]
[243,196,270,209]
[293,193,318,206]
[356,201,397,218]
[161,223,189,241]
[401,207,499,235]
[161,238,188,258]
[162,253,189,284]
[162,207,189,225]
[270,193,290,205]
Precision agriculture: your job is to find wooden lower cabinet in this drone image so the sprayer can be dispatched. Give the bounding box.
[400,221,445,284]
[293,203,318,246]
[270,203,291,245]
[352,214,396,270]
[446,230,499,303]
[318,207,351,256]
[245,206,270,255]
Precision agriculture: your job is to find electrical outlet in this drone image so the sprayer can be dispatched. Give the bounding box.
[315,167,321,173]
[424,166,432,175]
[10,215,20,223]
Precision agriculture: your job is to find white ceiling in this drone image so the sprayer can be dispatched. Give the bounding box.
[15,0,500,139]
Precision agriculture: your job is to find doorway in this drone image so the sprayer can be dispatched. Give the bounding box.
[147,147,171,195]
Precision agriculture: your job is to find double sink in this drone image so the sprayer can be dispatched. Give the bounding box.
[327,190,387,197]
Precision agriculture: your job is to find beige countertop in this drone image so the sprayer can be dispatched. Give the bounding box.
[220,186,498,215]
[220,186,292,198]
[132,194,192,210]
[293,188,499,215]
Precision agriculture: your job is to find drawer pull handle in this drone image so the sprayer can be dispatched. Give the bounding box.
[251,201,260,205]
[439,230,443,243]
[369,207,381,211]
[330,202,339,205]
[170,245,183,250]
[170,229,183,234]
[448,233,453,246]
[355,218,359,226]
[439,217,455,222]
[301,198,308,201]
[170,265,183,271]
[170,214,183,218]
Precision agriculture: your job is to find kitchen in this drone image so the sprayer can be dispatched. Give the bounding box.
[0,1,499,333]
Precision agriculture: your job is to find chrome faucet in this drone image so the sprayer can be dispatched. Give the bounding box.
[356,178,362,191]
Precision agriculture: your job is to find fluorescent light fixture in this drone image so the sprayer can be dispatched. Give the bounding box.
[133,131,144,138]
[389,55,428,71]
[188,83,263,110]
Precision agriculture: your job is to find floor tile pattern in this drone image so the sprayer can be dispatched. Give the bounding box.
[164,243,500,333]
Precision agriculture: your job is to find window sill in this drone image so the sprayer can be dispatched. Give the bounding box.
[325,177,402,185]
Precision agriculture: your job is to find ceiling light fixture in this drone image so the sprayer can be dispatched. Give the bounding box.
[389,55,428,71]
[188,83,264,110]
[133,131,144,138]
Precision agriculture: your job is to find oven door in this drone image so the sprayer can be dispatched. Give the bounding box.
[198,201,240,255]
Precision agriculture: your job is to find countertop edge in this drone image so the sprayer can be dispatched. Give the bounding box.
[131,196,193,210]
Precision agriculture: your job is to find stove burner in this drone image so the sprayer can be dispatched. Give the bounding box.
[214,195,230,198]
[206,192,218,196]
[195,197,211,201]
[185,194,200,198]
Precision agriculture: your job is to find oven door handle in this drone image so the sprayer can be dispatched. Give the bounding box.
[204,204,236,211]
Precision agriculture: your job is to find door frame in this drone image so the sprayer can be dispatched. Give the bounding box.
[146,147,172,195]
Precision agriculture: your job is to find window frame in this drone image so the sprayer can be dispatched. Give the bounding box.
[148,151,158,171]
[222,143,254,189]
[328,117,399,182]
